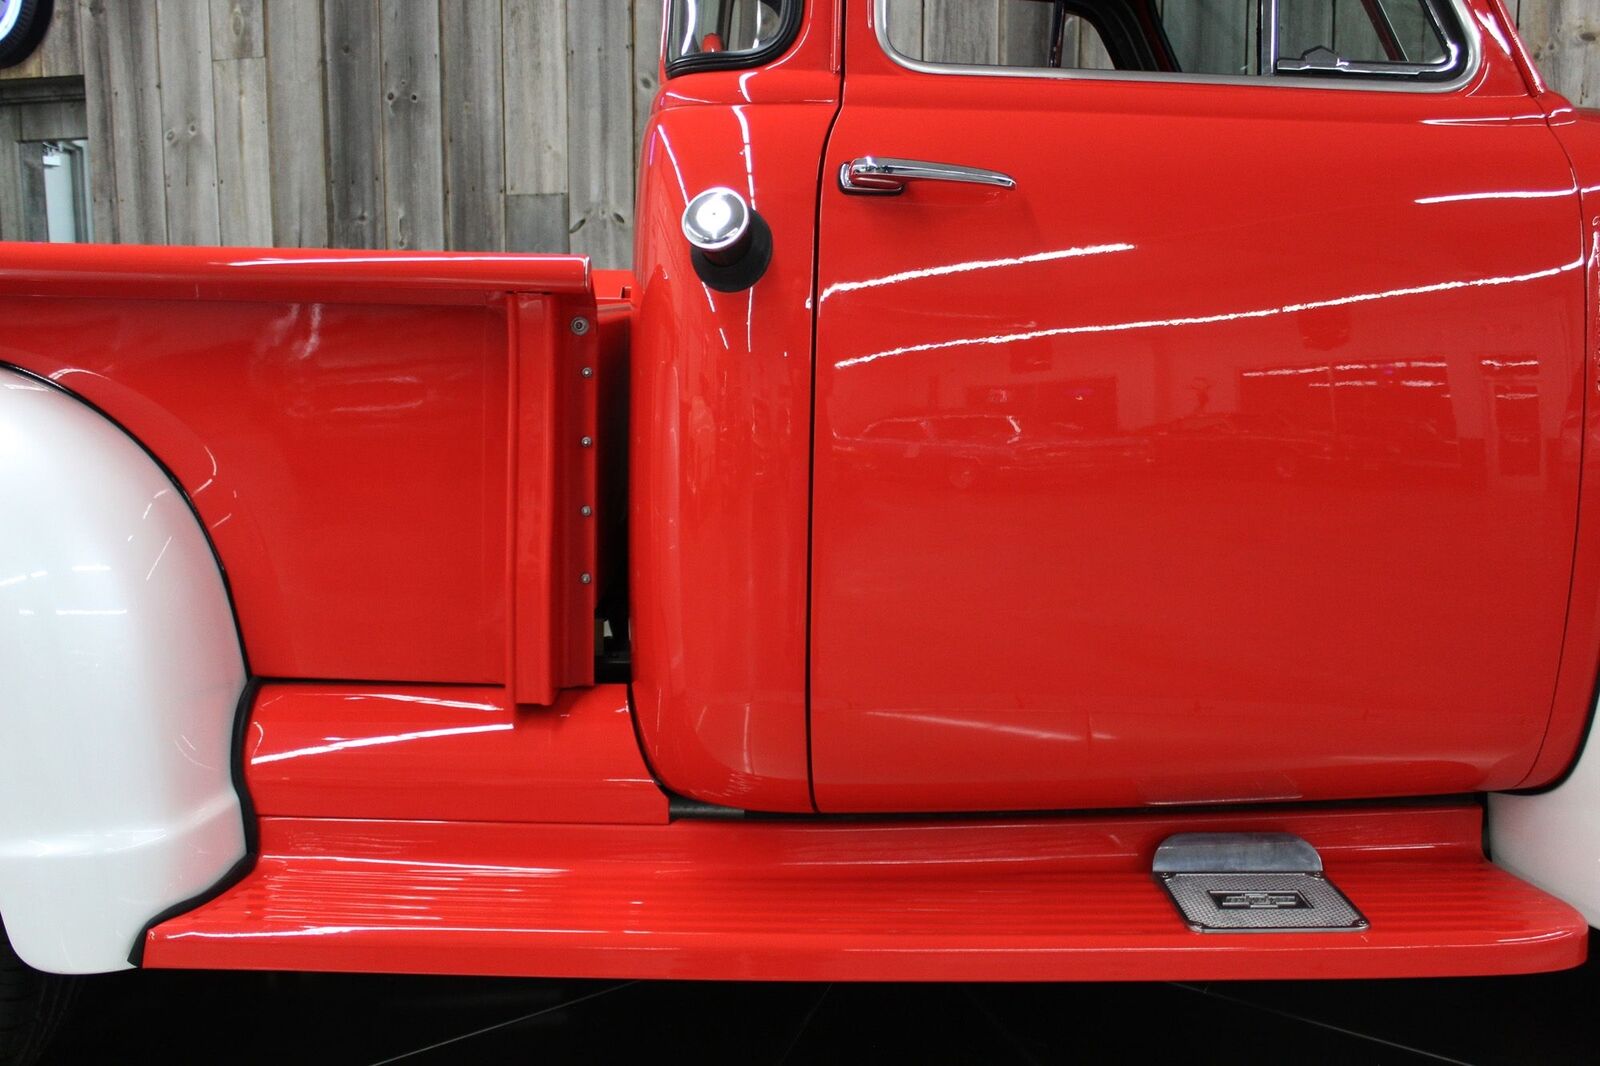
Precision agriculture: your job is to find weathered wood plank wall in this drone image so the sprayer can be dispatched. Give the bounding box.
[0,1,1597,265]
[0,0,663,266]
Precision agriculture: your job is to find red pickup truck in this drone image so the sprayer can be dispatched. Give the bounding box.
[3,0,1599,1058]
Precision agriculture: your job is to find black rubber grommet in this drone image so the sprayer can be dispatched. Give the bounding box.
[691,212,773,293]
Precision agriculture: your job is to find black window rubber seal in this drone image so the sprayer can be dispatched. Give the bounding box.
[665,0,804,79]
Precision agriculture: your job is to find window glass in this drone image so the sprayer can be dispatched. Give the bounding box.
[667,0,795,73]
[890,2,1114,71]
[1275,0,1449,73]
[882,0,1464,84]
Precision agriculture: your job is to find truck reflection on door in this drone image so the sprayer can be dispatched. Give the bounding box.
[1492,383,1542,478]
[1233,356,1548,485]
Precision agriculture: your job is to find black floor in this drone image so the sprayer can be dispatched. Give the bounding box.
[40,952,1600,1064]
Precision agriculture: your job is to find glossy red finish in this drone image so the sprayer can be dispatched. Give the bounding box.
[628,2,840,810]
[245,683,668,825]
[143,803,1585,981]
[1520,104,1600,787]
[808,0,1588,811]
[0,242,601,693]
[0,241,592,299]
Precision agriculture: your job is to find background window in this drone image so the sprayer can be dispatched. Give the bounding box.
[0,82,89,243]
[30,139,91,242]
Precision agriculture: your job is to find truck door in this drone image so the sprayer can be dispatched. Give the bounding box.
[809,0,1586,811]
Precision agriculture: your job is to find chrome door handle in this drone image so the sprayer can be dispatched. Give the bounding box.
[838,157,1016,196]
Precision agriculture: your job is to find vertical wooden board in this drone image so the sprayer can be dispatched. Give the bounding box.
[80,0,166,243]
[999,0,1049,67]
[76,0,117,241]
[378,0,445,251]
[923,0,998,65]
[324,0,385,248]
[266,0,330,247]
[18,142,48,241]
[504,0,567,196]
[0,0,82,80]
[566,0,633,268]
[633,0,664,180]
[442,0,505,251]
[506,191,570,252]
[380,0,445,249]
[885,0,924,59]
[213,57,272,245]
[1517,0,1600,106]
[157,0,222,244]
[1163,0,1251,76]
[0,106,21,241]
[211,0,265,60]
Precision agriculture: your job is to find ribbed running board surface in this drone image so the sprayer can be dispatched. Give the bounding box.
[143,805,1586,982]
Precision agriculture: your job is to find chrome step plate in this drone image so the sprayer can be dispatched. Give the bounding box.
[1153,832,1368,933]
[1158,872,1368,932]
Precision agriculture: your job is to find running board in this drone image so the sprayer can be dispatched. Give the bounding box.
[141,804,1586,982]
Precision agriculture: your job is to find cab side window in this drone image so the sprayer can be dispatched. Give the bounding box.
[888,1,1116,71]
[884,0,1466,85]
[1273,0,1451,73]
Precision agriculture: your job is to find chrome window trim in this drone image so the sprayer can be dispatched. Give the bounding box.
[873,0,1483,95]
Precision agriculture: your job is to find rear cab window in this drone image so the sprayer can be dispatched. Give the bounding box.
[881,0,1471,87]
[667,0,803,76]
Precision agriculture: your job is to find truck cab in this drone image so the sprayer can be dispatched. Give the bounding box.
[633,0,1594,818]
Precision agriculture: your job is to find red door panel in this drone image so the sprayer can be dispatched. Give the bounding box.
[809,5,1585,811]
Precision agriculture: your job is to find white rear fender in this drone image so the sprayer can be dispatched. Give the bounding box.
[0,368,247,974]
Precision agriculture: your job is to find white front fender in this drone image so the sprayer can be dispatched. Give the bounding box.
[1492,725,1600,928]
[0,368,247,974]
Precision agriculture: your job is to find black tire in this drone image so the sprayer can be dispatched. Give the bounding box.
[0,916,76,1066]
[0,0,54,70]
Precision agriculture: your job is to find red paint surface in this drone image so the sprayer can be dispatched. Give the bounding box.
[245,683,668,825]
[1520,105,1600,787]
[144,803,1585,981]
[0,243,599,693]
[807,0,1590,810]
[627,1,840,810]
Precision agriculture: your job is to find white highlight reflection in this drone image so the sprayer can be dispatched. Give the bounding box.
[1416,189,1571,204]
[836,260,1580,370]
[822,243,1135,300]
[253,723,511,765]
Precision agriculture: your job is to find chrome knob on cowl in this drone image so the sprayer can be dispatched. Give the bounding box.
[681,186,772,292]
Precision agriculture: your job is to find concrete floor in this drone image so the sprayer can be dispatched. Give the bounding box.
[37,951,1600,1064]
